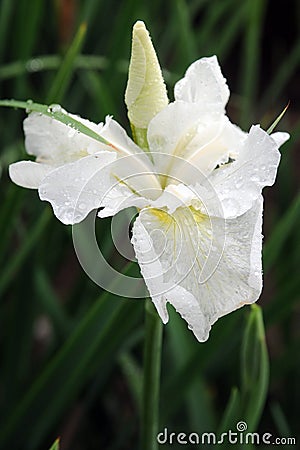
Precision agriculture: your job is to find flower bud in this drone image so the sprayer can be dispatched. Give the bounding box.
[125,21,168,136]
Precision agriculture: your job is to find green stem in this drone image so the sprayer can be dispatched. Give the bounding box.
[141,299,163,450]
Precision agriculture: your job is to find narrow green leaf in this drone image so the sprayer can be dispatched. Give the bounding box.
[217,387,241,436]
[48,437,60,450]
[173,0,197,64]
[46,23,87,104]
[0,99,110,146]
[240,305,269,431]
[162,311,241,421]
[267,102,290,134]
[0,0,15,62]
[270,402,291,438]
[119,351,142,413]
[0,284,142,449]
[34,267,71,337]
[0,209,51,297]
[263,192,300,271]
[239,0,267,128]
[0,55,109,81]
[261,38,300,107]
[141,299,163,450]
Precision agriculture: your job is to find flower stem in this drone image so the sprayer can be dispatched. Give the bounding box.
[141,299,163,450]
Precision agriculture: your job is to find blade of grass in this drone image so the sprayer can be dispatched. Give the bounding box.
[0,283,142,449]
[214,3,246,59]
[0,99,111,145]
[270,402,292,438]
[34,267,71,337]
[263,191,300,271]
[217,387,241,436]
[46,23,87,104]
[261,39,300,108]
[267,102,290,134]
[0,208,51,297]
[162,310,242,421]
[48,437,60,450]
[173,0,198,65]
[78,70,117,116]
[0,0,15,62]
[167,306,215,431]
[240,305,269,432]
[239,0,267,128]
[119,351,142,414]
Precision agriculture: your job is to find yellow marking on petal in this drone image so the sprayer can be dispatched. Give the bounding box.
[149,207,174,226]
[189,206,207,224]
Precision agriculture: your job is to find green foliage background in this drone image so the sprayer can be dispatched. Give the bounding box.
[0,0,299,449]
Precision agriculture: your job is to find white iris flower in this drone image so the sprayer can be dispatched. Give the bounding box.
[9,22,289,341]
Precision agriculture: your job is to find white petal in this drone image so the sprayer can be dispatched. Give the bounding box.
[209,125,285,218]
[148,101,245,186]
[132,198,263,342]
[148,101,225,180]
[38,152,118,224]
[9,161,52,189]
[174,56,230,111]
[100,116,145,157]
[99,118,162,199]
[270,131,290,147]
[98,182,149,218]
[24,111,104,165]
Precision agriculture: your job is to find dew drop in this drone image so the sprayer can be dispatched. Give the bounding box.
[26,99,33,113]
[26,58,44,72]
[47,104,62,113]
[68,128,76,138]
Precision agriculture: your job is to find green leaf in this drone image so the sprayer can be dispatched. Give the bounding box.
[0,99,110,145]
[48,438,60,450]
[217,387,241,435]
[0,283,142,449]
[0,208,51,297]
[240,305,269,431]
[141,299,163,450]
[46,23,87,104]
[263,192,300,271]
[267,102,290,134]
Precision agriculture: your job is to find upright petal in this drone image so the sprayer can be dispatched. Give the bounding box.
[147,101,245,185]
[132,198,263,342]
[209,125,289,218]
[174,56,230,112]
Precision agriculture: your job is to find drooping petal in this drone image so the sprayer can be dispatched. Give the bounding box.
[9,161,52,189]
[24,111,103,165]
[174,56,230,112]
[38,152,117,224]
[208,125,289,218]
[131,198,263,342]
